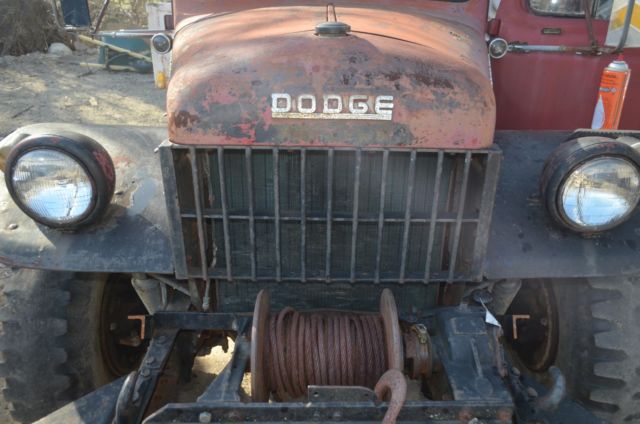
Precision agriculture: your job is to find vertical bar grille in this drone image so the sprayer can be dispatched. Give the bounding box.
[167,146,500,284]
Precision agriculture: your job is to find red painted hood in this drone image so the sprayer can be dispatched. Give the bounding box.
[167,6,495,148]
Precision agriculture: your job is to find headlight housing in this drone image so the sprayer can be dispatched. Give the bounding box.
[541,137,640,233]
[5,132,115,229]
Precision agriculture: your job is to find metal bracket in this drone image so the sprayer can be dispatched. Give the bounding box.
[114,328,179,424]
[308,386,377,403]
[197,318,251,402]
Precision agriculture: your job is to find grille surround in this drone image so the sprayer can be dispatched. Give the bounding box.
[161,143,501,284]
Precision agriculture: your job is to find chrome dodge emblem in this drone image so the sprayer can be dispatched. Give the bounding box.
[271,93,394,121]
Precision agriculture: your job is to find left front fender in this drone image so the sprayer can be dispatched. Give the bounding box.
[0,123,174,273]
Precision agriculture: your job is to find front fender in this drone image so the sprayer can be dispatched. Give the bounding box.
[0,124,173,273]
[484,131,640,279]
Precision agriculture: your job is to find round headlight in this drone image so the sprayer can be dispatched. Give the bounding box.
[559,157,640,230]
[5,132,115,229]
[151,33,172,54]
[541,137,640,233]
[12,150,93,224]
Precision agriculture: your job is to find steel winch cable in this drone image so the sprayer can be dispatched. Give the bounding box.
[263,307,388,400]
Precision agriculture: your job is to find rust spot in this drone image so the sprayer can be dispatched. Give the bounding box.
[93,150,115,184]
[383,71,454,90]
[173,111,200,128]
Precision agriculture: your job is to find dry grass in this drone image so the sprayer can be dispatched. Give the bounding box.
[0,0,168,56]
[0,0,68,56]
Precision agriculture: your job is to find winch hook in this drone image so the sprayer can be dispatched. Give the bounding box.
[374,369,407,424]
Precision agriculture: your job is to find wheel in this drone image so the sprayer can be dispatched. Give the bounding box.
[507,277,640,423]
[0,268,147,423]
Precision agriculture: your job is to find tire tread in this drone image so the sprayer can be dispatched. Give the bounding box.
[0,268,109,423]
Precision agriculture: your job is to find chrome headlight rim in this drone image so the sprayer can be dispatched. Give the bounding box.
[4,132,115,229]
[541,137,640,233]
[151,33,173,54]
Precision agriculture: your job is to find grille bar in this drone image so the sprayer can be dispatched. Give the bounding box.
[245,148,256,281]
[374,150,389,284]
[273,148,281,282]
[216,147,232,281]
[178,213,481,223]
[350,150,362,283]
[189,147,209,283]
[300,150,306,282]
[325,149,334,280]
[399,150,417,284]
[424,151,444,282]
[448,151,472,282]
[166,145,501,284]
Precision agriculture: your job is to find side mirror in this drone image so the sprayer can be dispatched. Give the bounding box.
[59,0,92,28]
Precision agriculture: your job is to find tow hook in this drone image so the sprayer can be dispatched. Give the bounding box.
[374,369,408,424]
[534,366,566,412]
[509,365,567,422]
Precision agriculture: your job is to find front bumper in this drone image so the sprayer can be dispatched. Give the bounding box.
[36,308,602,424]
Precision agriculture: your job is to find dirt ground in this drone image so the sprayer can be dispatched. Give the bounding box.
[0,47,241,415]
[0,48,165,139]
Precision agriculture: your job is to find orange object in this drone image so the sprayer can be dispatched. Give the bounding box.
[591,55,631,130]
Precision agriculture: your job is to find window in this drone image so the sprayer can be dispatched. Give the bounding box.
[528,0,613,19]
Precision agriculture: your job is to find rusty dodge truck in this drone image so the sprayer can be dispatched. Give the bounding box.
[1,0,640,423]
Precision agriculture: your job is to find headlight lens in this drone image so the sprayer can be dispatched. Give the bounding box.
[11,149,94,224]
[559,156,640,230]
[5,132,115,229]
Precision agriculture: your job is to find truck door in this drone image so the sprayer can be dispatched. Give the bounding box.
[491,0,640,130]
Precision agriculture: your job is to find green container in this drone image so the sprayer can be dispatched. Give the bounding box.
[98,36,152,73]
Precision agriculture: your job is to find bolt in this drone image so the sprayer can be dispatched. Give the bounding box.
[458,410,473,423]
[540,318,548,327]
[511,366,521,377]
[140,368,150,377]
[145,357,155,365]
[7,223,18,230]
[527,387,539,398]
[199,412,212,423]
[497,409,513,423]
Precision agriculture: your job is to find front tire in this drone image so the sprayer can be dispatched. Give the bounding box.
[553,277,640,423]
[509,277,640,423]
[0,268,145,423]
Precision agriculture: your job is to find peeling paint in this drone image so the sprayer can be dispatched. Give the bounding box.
[167,6,495,149]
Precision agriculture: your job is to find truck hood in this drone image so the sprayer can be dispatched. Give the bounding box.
[167,6,495,149]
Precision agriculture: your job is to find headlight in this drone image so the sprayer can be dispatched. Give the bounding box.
[541,137,640,233]
[151,33,172,54]
[560,157,640,229]
[5,132,115,229]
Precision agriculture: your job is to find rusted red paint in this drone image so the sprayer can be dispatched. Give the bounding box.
[167,3,495,149]
[171,0,489,33]
[492,0,640,130]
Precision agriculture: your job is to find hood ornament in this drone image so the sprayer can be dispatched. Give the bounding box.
[315,4,351,37]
